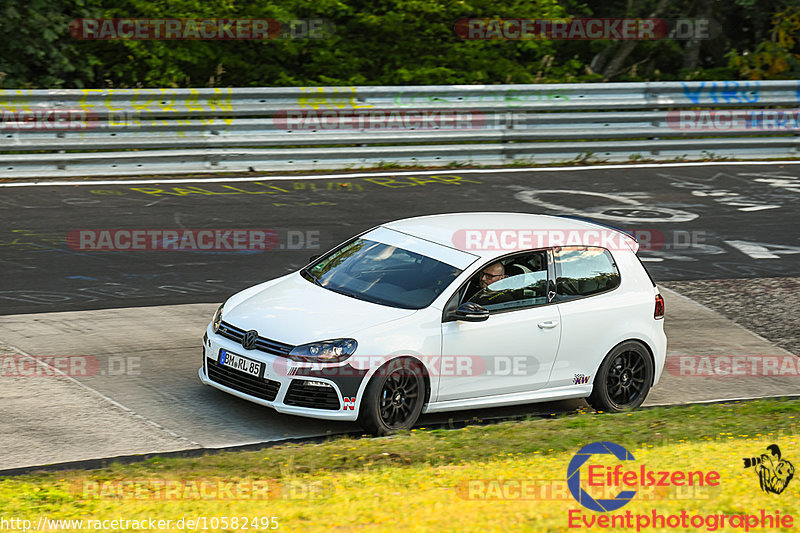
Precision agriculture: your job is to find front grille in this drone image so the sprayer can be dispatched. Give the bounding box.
[207,358,281,401]
[284,380,341,410]
[217,321,294,356]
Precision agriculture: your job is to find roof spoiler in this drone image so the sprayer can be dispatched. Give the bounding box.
[554,215,640,253]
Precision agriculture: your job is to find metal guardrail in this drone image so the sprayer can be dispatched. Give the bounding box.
[1,80,799,177]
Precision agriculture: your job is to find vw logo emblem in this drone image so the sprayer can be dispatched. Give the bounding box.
[242,330,258,350]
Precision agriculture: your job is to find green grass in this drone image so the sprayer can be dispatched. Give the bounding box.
[2,398,799,531]
[99,398,800,479]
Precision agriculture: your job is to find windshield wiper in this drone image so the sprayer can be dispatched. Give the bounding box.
[302,269,324,286]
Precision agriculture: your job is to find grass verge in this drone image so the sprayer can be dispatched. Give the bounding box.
[2,398,799,531]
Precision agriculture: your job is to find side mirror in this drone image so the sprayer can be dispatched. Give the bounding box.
[446,302,490,322]
[308,254,321,263]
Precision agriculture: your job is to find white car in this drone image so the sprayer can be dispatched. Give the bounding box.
[199,212,667,435]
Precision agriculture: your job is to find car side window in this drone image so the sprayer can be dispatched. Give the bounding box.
[554,246,620,301]
[464,252,549,312]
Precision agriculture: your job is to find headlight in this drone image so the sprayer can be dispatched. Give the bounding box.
[288,338,357,363]
[212,304,224,333]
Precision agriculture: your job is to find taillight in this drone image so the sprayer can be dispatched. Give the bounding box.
[654,294,665,319]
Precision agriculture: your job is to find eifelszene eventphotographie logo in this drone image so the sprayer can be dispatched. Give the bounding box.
[565,441,795,530]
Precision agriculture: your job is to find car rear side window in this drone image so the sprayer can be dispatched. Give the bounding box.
[554,246,620,301]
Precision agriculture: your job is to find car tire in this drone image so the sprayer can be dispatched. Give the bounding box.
[357,357,425,436]
[587,341,654,412]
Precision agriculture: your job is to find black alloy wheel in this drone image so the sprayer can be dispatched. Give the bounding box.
[358,358,425,436]
[587,341,654,412]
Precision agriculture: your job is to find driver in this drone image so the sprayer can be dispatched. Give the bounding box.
[464,262,506,303]
[478,262,506,290]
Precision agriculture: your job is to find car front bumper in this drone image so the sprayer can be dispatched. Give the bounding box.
[199,326,364,422]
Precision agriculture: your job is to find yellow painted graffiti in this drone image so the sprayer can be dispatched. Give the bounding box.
[0,229,66,250]
[363,175,482,187]
[0,89,34,112]
[119,181,366,197]
[158,88,178,113]
[208,88,234,113]
[126,183,290,196]
[70,88,237,128]
[75,88,235,115]
[298,86,373,110]
[186,89,204,112]
[131,90,154,113]
[106,175,480,197]
[78,89,104,110]
[5,88,236,128]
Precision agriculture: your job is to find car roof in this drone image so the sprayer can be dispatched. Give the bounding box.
[381,212,637,260]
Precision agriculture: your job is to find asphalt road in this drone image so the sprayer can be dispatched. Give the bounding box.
[1,162,799,471]
[2,163,799,315]
[1,287,796,472]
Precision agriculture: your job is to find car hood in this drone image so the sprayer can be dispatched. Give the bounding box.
[223,272,418,345]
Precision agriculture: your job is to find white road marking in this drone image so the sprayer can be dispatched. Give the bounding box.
[514,188,699,223]
[3,160,800,187]
[738,205,781,212]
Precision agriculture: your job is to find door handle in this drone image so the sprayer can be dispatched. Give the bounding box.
[538,320,559,329]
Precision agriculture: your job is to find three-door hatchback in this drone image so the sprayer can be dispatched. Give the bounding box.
[199,212,667,435]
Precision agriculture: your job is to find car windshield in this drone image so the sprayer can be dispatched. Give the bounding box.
[302,238,462,309]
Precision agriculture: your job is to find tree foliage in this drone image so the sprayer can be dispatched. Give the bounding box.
[1,0,799,88]
[728,6,800,79]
